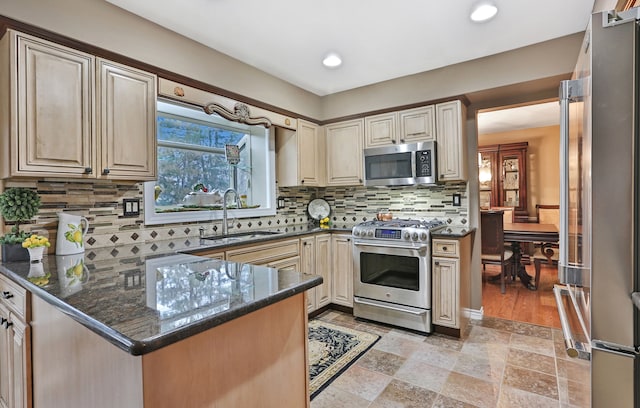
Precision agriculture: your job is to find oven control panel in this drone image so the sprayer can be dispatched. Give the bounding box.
[375,229,402,239]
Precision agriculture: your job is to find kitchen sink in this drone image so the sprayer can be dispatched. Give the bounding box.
[201,230,282,242]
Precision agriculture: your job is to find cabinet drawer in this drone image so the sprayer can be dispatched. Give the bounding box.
[226,239,300,265]
[432,239,459,257]
[0,274,28,320]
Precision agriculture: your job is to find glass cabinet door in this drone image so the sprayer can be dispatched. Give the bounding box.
[501,155,520,207]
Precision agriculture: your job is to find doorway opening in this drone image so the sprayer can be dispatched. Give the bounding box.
[477,100,561,328]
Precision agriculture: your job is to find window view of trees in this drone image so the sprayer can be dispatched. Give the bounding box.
[156,115,246,207]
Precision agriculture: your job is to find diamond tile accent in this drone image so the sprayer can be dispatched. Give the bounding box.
[184,228,191,234]
[258,221,263,226]
[110,248,120,257]
[185,240,191,246]
[110,235,119,243]
[131,246,140,254]
[150,231,158,239]
[247,222,252,227]
[130,233,139,241]
[168,229,175,236]
[168,242,175,249]
[87,237,96,246]
[86,251,97,260]
[151,243,158,251]
[213,225,218,232]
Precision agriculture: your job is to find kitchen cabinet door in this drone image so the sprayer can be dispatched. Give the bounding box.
[325,119,363,186]
[432,256,459,328]
[331,234,353,307]
[8,31,95,178]
[399,105,435,143]
[436,100,467,182]
[0,302,10,408]
[300,236,316,312]
[276,119,324,187]
[315,234,332,308]
[364,112,397,147]
[97,59,157,180]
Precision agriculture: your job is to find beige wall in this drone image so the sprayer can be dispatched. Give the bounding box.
[478,125,560,220]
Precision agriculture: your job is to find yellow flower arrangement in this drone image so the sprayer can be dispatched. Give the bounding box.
[319,217,331,229]
[21,235,51,249]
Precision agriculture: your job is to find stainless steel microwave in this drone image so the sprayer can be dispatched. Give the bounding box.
[363,141,437,187]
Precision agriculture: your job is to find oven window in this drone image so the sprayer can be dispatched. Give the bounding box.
[359,253,420,291]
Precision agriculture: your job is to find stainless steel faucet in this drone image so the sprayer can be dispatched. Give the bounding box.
[222,188,242,235]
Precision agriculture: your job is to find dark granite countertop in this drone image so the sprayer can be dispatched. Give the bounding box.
[0,252,321,356]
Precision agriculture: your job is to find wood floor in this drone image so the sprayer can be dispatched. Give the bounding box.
[482,262,561,329]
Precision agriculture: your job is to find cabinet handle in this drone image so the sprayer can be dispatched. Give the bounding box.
[434,261,440,265]
[301,180,304,184]
[303,242,307,246]
[4,320,12,329]
[84,167,93,174]
[2,291,13,299]
[0,318,5,325]
[400,139,405,143]
[102,168,110,175]
[391,140,396,144]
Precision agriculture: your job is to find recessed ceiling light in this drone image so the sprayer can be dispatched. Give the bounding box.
[322,52,342,68]
[470,1,498,22]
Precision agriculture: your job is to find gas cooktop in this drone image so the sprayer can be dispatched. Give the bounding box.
[352,218,446,242]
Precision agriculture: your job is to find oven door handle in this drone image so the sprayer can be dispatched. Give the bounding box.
[353,298,427,315]
[353,242,428,251]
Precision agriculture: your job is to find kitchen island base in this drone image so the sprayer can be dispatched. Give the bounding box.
[31,294,309,407]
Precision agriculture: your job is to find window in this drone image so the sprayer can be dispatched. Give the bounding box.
[144,100,276,225]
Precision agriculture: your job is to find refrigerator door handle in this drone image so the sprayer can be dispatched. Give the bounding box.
[592,339,639,358]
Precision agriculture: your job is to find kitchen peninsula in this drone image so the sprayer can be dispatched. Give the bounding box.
[0,248,321,408]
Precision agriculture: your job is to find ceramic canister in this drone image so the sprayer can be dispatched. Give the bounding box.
[56,213,89,255]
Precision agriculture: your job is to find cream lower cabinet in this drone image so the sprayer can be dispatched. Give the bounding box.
[0,30,156,180]
[224,238,300,267]
[0,275,30,408]
[302,235,332,313]
[431,235,471,336]
[331,234,354,307]
[435,100,467,182]
[324,119,364,186]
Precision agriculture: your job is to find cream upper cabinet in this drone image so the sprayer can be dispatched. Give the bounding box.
[0,30,156,180]
[435,100,467,182]
[365,106,435,148]
[276,119,324,187]
[331,234,353,307]
[97,59,157,179]
[324,119,363,186]
[400,105,436,143]
[364,112,397,147]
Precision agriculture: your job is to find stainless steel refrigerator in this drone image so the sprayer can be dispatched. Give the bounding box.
[555,8,640,407]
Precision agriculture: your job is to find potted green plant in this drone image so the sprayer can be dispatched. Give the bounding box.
[0,188,42,262]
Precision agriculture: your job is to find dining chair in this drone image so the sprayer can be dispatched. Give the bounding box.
[490,206,514,224]
[532,204,559,289]
[480,210,514,294]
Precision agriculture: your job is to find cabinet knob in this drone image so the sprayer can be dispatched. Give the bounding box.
[442,246,448,251]
[434,261,440,266]
[400,139,405,143]
[391,140,396,144]
[84,167,93,174]
[301,180,304,184]
[102,168,110,175]
[2,291,13,299]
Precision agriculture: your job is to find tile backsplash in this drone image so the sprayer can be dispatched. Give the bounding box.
[1,179,468,251]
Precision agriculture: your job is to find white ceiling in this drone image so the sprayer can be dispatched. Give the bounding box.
[105,0,595,97]
[477,101,560,135]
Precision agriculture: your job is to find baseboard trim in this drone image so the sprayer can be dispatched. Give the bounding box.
[467,307,484,320]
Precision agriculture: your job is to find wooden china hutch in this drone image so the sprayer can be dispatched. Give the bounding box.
[478,142,529,222]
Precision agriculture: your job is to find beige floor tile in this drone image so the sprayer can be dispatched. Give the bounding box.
[332,365,392,401]
[311,385,372,408]
[509,333,556,357]
[394,358,451,393]
[374,331,424,358]
[423,333,465,351]
[410,342,460,370]
[356,349,406,376]
[506,348,556,375]
[557,377,590,408]
[503,365,559,400]
[432,394,480,408]
[441,371,500,408]
[369,379,438,408]
[497,385,561,408]
[452,352,505,383]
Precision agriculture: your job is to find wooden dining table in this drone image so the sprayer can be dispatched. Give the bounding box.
[503,222,559,290]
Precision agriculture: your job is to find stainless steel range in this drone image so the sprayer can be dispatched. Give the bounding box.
[352,218,445,333]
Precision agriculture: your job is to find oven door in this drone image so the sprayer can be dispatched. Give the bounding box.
[353,241,430,309]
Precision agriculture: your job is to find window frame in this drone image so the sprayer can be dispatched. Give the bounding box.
[144,100,276,226]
